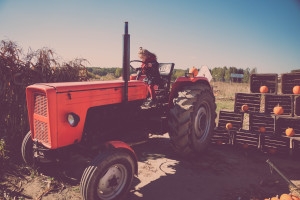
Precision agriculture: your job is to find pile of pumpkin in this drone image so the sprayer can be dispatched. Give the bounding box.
[223,85,300,150]
[226,85,300,135]
[260,84,300,117]
[259,85,300,94]
[262,85,300,199]
[225,85,300,199]
[260,85,299,137]
[264,193,300,200]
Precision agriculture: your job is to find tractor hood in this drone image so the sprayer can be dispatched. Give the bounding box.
[32,80,146,93]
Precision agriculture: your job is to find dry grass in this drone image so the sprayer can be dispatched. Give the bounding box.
[212,81,250,100]
[212,81,250,122]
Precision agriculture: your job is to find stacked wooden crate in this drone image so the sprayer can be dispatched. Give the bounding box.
[212,72,300,156]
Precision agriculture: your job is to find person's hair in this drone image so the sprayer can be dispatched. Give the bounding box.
[138,47,157,61]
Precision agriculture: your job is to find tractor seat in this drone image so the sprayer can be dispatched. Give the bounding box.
[157,63,175,91]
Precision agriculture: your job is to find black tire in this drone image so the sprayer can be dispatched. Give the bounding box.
[21,131,34,166]
[80,150,135,200]
[168,83,216,157]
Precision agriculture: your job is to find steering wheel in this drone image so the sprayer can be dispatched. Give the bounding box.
[130,60,144,71]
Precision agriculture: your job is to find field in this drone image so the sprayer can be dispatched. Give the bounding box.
[213,81,250,123]
[1,82,300,200]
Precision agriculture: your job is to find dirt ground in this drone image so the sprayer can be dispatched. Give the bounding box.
[1,133,300,200]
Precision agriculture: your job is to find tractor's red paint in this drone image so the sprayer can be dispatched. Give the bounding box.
[26,80,148,149]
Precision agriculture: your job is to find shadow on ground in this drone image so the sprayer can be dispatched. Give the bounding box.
[128,134,300,200]
[1,133,300,200]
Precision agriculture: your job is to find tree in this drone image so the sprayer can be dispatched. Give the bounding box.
[243,68,250,83]
[172,69,186,81]
[211,67,226,82]
[115,68,122,78]
[250,67,257,74]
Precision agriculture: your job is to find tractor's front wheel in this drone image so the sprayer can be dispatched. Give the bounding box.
[21,131,34,166]
[168,83,216,157]
[80,150,135,200]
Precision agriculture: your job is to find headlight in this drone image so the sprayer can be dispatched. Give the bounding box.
[67,113,80,127]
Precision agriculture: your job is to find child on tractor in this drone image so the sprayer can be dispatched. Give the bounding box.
[136,47,162,107]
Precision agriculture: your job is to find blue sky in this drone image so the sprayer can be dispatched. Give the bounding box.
[0,0,299,74]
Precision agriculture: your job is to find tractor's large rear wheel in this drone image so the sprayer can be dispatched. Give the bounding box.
[168,84,216,157]
[80,150,135,200]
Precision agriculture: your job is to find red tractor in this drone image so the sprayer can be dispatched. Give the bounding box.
[21,22,216,200]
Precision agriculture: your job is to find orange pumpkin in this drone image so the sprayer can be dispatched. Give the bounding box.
[285,127,295,137]
[291,195,300,200]
[243,143,249,149]
[241,104,249,112]
[293,85,300,94]
[273,105,284,115]
[216,140,223,145]
[268,148,277,154]
[259,126,266,133]
[226,123,233,130]
[189,66,198,77]
[271,195,279,200]
[260,85,269,93]
[279,194,293,200]
[271,196,279,200]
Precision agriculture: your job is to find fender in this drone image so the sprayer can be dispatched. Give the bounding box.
[168,76,211,108]
[104,140,138,175]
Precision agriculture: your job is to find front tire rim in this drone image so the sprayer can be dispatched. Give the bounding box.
[97,164,128,199]
[194,103,211,140]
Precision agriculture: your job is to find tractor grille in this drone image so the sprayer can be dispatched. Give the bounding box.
[33,93,50,146]
[34,120,49,144]
[34,94,48,117]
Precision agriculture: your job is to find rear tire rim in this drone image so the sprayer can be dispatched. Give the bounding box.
[97,164,128,199]
[194,103,211,140]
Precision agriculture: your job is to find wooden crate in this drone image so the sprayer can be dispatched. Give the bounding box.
[216,110,244,131]
[261,135,291,155]
[211,129,232,145]
[275,117,300,137]
[234,130,261,149]
[249,113,275,134]
[234,93,261,113]
[264,94,293,116]
[281,73,300,94]
[295,95,300,117]
[250,73,278,94]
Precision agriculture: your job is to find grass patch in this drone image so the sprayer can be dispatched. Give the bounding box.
[212,81,250,123]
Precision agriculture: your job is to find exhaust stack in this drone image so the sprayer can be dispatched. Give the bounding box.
[122,22,130,103]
